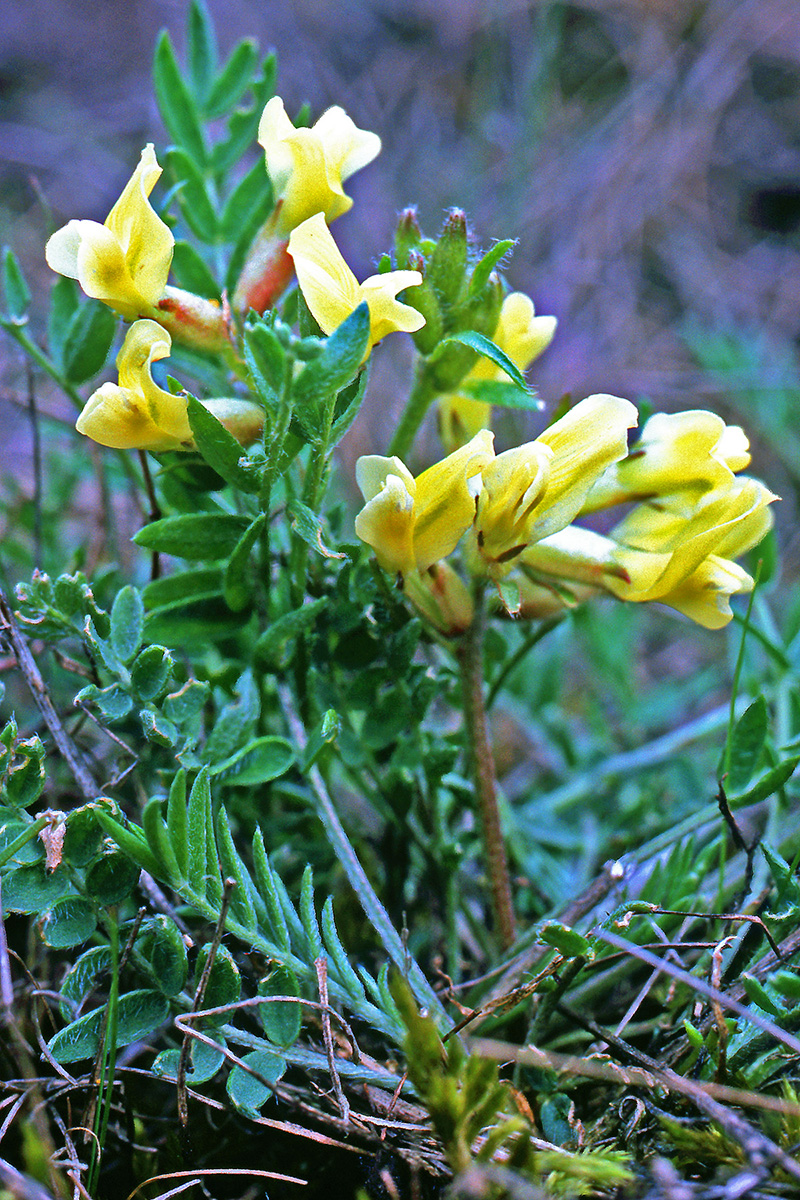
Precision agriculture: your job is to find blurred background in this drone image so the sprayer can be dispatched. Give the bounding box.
[2,0,800,558]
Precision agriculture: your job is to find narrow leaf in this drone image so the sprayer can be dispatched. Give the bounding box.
[153,30,207,163]
[292,302,370,407]
[2,247,30,319]
[287,499,346,561]
[432,330,531,392]
[252,829,291,951]
[187,395,261,493]
[187,0,217,105]
[134,513,251,560]
[205,40,258,119]
[224,514,266,612]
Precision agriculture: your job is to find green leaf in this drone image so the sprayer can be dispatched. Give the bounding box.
[292,302,370,410]
[93,808,162,880]
[49,989,170,1064]
[110,585,144,664]
[171,241,221,299]
[47,276,79,370]
[321,896,365,1000]
[143,567,223,609]
[40,897,97,949]
[0,819,42,867]
[287,499,346,561]
[224,514,266,611]
[131,645,174,702]
[468,239,516,298]
[220,157,273,241]
[145,914,189,996]
[196,943,240,1023]
[63,805,105,867]
[432,330,531,393]
[210,736,295,786]
[300,709,341,772]
[728,756,800,809]
[153,30,207,164]
[85,849,140,905]
[166,147,218,242]
[460,379,543,411]
[538,921,594,960]
[243,320,286,411]
[2,864,71,915]
[328,371,370,451]
[762,843,800,907]
[211,52,276,175]
[187,395,261,493]
[143,797,184,885]
[62,301,117,384]
[723,695,768,792]
[254,598,327,670]
[134,513,251,560]
[187,767,221,904]
[252,830,291,951]
[2,247,30,320]
[152,1038,225,1082]
[141,708,179,748]
[227,1049,286,1116]
[145,597,249,644]
[299,865,323,960]
[74,682,133,722]
[60,945,112,1020]
[205,39,258,119]
[258,967,302,1047]
[4,737,46,808]
[164,680,210,727]
[187,0,217,105]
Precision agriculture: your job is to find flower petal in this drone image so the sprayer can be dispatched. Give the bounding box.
[354,471,416,575]
[288,214,360,334]
[413,430,494,570]
[104,144,173,307]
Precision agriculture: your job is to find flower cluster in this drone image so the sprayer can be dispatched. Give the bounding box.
[354,405,776,632]
[46,97,417,450]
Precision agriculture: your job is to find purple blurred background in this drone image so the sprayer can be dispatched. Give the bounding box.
[3,0,800,486]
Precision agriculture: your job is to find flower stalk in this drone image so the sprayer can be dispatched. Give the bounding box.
[457,587,516,950]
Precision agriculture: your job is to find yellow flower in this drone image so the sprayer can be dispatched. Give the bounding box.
[288,214,424,350]
[584,410,751,516]
[517,475,777,628]
[45,145,173,320]
[258,97,381,235]
[438,292,557,450]
[354,431,495,577]
[472,394,638,568]
[76,320,264,453]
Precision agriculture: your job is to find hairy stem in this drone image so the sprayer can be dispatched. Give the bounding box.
[387,359,438,459]
[457,593,516,950]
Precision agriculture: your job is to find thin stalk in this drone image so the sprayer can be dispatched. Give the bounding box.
[258,358,294,594]
[3,324,84,410]
[457,590,516,950]
[388,359,438,459]
[87,914,119,1196]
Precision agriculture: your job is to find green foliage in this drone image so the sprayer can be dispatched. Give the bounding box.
[2,3,799,1197]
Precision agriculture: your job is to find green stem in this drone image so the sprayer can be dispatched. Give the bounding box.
[258,357,295,592]
[457,591,516,950]
[3,324,85,410]
[388,359,438,459]
[87,913,119,1195]
[289,389,337,604]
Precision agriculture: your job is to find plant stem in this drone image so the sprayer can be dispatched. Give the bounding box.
[388,359,438,459]
[457,591,516,950]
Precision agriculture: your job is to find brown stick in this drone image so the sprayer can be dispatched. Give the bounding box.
[0,588,97,801]
[457,599,515,950]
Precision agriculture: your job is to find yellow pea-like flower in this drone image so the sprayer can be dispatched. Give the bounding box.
[76,321,264,453]
[258,97,381,235]
[354,430,495,577]
[45,146,173,320]
[517,474,777,629]
[472,393,638,568]
[584,409,751,516]
[288,214,425,351]
[438,292,557,450]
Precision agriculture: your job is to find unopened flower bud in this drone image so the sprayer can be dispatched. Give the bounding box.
[426,208,468,311]
[395,207,424,268]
